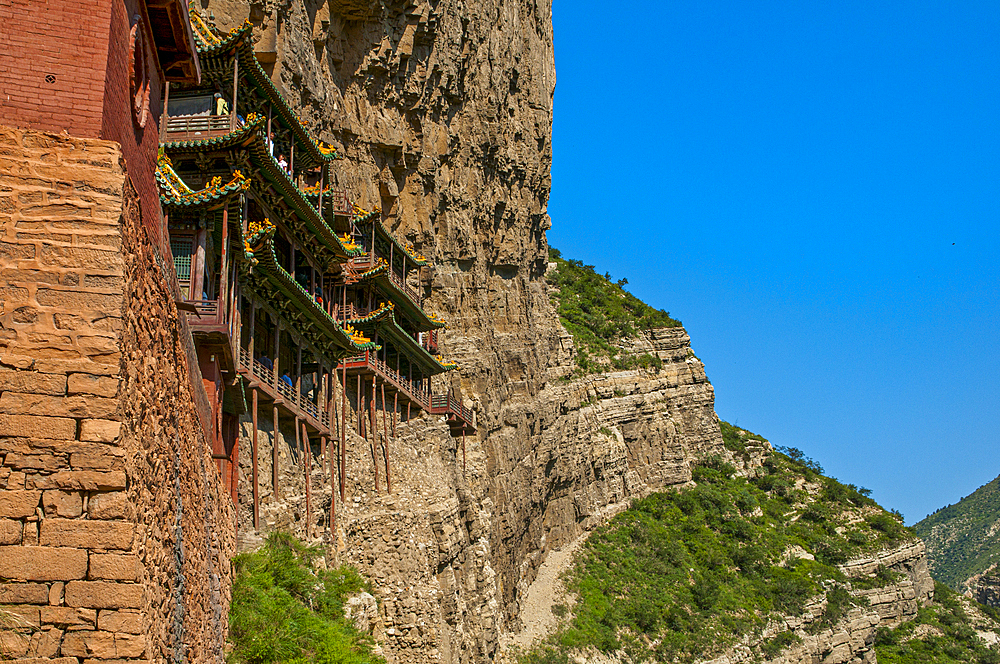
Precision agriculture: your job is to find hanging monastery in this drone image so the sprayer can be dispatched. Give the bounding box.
[0,0,474,658]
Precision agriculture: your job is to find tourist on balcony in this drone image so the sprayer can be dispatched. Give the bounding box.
[277,154,288,172]
[267,131,275,156]
[258,355,273,371]
[281,373,294,388]
[213,92,229,116]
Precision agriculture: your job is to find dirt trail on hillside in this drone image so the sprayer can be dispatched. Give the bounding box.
[500,532,588,657]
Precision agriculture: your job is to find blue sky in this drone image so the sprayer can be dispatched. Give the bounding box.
[546,0,999,523]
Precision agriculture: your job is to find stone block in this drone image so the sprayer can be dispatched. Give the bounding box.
[42,490,83,517]
[48,581,63,605]
[70,447,123,471]
[0,414,76,440]
[3,452,62,471]
[33,470,126,491]
[40,519,133,550]
[79,419,121,442]
[97,609,141,634]
[0,393,117,419]
[8,657,78,664]
[4,605,40,626]
[87,491,129,519]
[40,606,96,627]
[60,630,117,658]
[68,373,119,397]
[0,490,40,518]
[89,553,139,581]
[64,581,142,609]
[0,546,89,581]
[0,369,66,395]
[0,583,49,604]
[0,518,22,544]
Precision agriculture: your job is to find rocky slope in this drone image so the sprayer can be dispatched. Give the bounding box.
[914,473,1000,597]
[198,0,736,661]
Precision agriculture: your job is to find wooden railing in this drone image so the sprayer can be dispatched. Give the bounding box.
[430,393,474,427]
[340,351,431,411]
[239,347,331,431]
[165,114,233,139]
[328,188,351,216]
[184,299,224,327]
[346,255,420,307]
[421,330,438,354]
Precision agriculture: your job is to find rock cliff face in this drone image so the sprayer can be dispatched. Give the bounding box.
[193,3,936,664]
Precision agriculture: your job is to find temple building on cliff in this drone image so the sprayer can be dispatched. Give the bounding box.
[157,8,476,537]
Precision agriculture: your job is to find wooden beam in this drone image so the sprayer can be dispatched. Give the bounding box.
[252,387,259,530]
[370,377,379,494]
[382,381,390,494]
[341,362,347,501]
[303,420,311,540]
[272,404,279,499]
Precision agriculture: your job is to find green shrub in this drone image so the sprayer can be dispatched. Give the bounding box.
[228,532,383,664]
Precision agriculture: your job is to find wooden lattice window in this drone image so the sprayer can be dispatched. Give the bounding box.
[171,237,193,281]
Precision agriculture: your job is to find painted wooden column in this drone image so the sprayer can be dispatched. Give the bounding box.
[382,382,390,494]
[252,387,259,530]
[303,421,311,539]
[230,56,239,131]
[370,377,379,494]
[341,364,347,501]
[219,205,229,320]
[191,226,207,301]
[160,81,170,140]
[272,404,280,498]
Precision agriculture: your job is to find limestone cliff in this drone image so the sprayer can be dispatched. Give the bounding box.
[191,3,933,664]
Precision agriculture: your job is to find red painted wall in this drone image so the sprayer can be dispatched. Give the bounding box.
[0,0,112,137]
[101,0,168,253]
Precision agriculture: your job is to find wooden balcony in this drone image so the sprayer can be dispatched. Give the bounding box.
[328,188,351,217]
[430,393,476,436]
[340,351,431,411]
[346,254,421,307]
[238,347,332,435]
[182,298,236,373]
[164,114,234,140]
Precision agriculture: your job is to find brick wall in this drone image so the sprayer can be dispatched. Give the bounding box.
[0,0,113,138]
[100,0,170,257]
[0,125,235,661]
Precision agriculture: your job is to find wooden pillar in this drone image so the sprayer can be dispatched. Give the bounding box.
[370,377,379,494]
[230,56,239,131]
[296,346,303,409]
[290,138,295,178]
[303,421,311,539]
[247,300,256,361]
[159,81,170,140]
[252,387,259,530]
[318,166,325,216]
[462,429,466,473]
[219,206,229,319]
[393,392,398,438]
[273,322,281,392]
[382,382,390,494]
[272,404,279,498]
[191,227,207,301]
[340,364,347,501]
[294,416,301,468]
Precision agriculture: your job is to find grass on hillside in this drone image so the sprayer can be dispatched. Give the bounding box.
[875,582,1000,663]
[228,532,384,664]
[519,425,913,664]
[546,247,680,373]
[914,474,1000,590]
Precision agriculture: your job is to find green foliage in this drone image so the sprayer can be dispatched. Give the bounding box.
[719,420,768,456]
[914,472,1000,590]
[874,582,1000,663]
[546,247,680,373]
[228,531,384,664]
[520,448,913,663]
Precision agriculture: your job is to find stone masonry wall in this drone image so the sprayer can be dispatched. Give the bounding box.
[0,125,235,662]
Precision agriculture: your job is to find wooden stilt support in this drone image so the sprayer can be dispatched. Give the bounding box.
[272,404,279,499]
[303,421,311,539]
[462,429,467,473]
[370,378,379,494]
[252,388,259,530]
[341,364,347,501]
[393,392,398,438]
[294,417,301,468]
[382,382,390,494]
